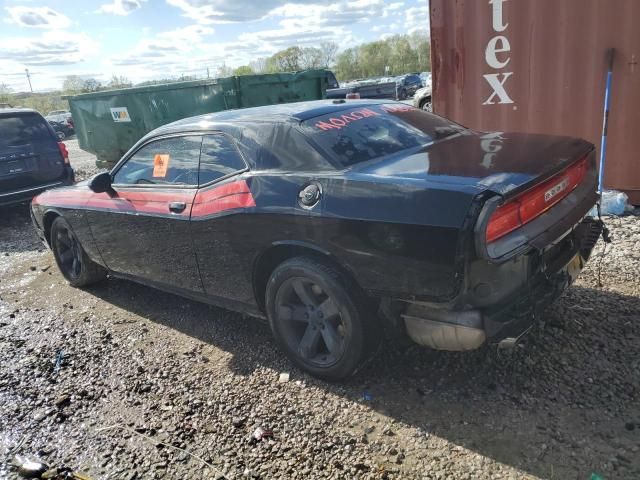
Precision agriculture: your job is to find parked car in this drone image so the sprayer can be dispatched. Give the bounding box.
[1,108,74,207]
[395,73,423,99]
[45,110,74,129]
[327,81,398,100]
[420,72,432,87]
[31,100,602,380]
[48,120,75,140]
[326,77,399,100]
[413,85,433,111]
[46,109,71,117]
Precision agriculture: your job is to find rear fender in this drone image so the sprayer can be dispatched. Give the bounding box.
[251,239,362,310]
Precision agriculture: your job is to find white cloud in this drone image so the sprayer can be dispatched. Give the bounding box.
[166,0,336,24]
[238,25,352,49]
[404,5,429,34]
[274,0,390,28]
[6,6,71,29]
[163,24,215,41]
[0,31,99,66]
[107,24,214,72]
[97,0,144,16]
[386,1,404,11]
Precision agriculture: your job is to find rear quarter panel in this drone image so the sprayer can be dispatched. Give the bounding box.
[317,176,481,300]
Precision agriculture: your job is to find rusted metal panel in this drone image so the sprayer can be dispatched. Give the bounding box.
[430,0,640,203]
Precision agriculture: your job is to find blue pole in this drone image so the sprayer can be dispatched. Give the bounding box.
[598,49,615,194]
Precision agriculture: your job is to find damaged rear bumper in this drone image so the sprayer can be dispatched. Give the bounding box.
[398,217,603,351]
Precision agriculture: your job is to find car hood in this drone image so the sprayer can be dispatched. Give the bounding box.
[352,131,594,198]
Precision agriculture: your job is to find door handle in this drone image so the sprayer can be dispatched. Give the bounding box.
[168,201,186,213]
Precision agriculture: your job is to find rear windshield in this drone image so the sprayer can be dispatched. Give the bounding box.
[0,114,55,150]
[300,104,461,167]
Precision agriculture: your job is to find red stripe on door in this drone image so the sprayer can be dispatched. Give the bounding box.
[89,190,195,216]
[191,180,255,217]
[35,180,255,218]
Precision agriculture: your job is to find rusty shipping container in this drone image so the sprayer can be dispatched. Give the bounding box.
[430,0,640,203]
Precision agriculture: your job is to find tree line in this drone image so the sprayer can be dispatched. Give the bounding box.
[230,33,430,81]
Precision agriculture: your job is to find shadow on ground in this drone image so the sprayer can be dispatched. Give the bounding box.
[0,204,42,253]
[84,276,640,479]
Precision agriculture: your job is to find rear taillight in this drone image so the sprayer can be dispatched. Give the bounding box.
[486,156,589,243]
[58,142,70,165]
[346,92,360,99]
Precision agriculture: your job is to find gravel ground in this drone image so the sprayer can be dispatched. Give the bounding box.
[0,142,639,479]
[65,137,106,181]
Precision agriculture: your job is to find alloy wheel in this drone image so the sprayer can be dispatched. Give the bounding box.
[275,277,348,368]
[55,226,82,280]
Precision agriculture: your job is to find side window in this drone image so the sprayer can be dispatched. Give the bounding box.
[198,134,246,185]
[113,136,202,186]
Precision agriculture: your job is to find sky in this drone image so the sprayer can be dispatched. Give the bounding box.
[0,0,429,92]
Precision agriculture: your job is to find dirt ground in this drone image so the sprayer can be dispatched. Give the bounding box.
[0,141,638,479]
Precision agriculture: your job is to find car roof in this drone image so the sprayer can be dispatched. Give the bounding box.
[152,99,399,135]
[0,108,41,117]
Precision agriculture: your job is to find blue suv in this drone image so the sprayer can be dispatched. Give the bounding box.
[0,108,74,206]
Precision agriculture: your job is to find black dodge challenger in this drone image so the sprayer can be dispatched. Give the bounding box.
[31,100,603,379]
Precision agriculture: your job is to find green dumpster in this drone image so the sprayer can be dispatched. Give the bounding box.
[68,70,330,168]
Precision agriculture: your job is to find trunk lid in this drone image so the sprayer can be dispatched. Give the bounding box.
[353,131,594,197]
[0,111,65,192]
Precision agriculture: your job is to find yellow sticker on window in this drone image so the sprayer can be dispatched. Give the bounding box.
[153,154,170,178]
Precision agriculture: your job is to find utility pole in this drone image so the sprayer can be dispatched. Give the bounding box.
[25,69,33,92]
[207,67,210,78]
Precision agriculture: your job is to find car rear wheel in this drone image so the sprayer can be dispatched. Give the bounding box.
[266,256,378,380]
[398,88,407,100]
[56,131,65,140]
[51,217,106,287]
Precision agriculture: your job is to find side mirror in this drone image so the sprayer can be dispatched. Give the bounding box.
[89,171,113,194]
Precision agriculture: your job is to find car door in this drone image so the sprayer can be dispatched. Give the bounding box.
[188,133,255,304]
[85,134,204,293]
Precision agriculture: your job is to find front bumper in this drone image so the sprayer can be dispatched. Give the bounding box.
[0,166,74,207]
[400,217,603,350]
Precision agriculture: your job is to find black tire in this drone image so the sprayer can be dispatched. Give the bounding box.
[265,256,379,380]
[56,131,65,140]
[420,97,432,112]
[398,88,407,100]
[50,217,106,287]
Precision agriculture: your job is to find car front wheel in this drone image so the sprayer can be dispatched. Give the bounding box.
[266,256,378,380]
[51,217,106,287]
